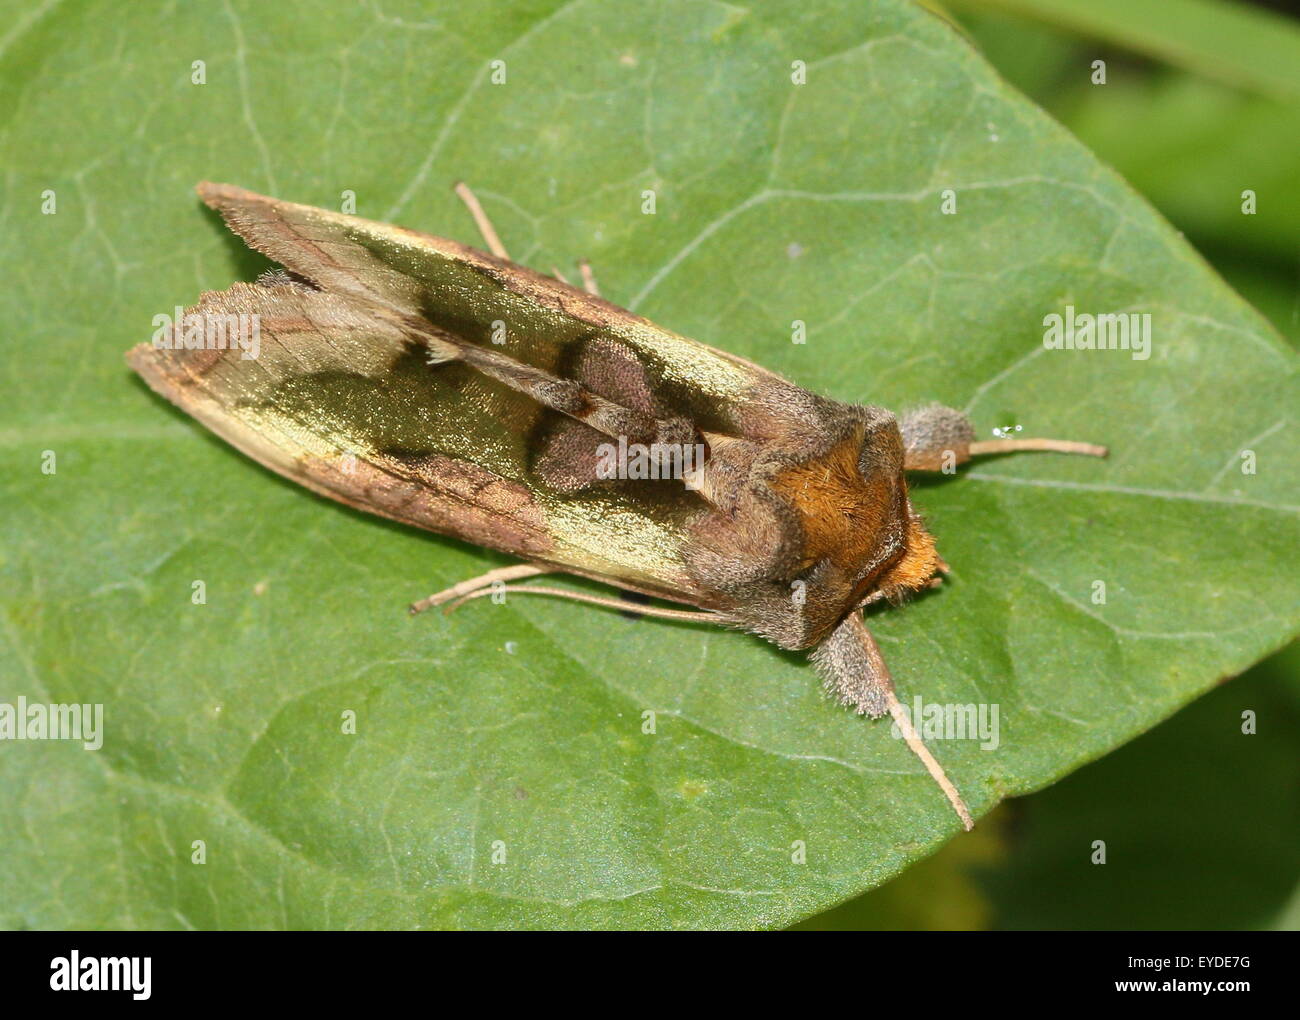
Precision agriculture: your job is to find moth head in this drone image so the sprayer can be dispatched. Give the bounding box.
[861,508,940,606]
[685,405,943,649]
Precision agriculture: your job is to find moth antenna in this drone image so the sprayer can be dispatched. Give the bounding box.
[578,259,600,297]
[453,181,511,261]
[551,265,571,285]
[443,583,724,623]
[968,437,1107,458]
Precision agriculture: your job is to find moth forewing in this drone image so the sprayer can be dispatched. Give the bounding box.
[130,182,1108,833]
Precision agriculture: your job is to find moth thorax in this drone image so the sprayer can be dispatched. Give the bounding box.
[768,428,905,576]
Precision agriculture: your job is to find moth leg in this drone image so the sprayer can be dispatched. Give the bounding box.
[811,612,974,831]
[900,404,1107,472]
[408,563,549,616]
[453,181,511,260]
[446,583,725,624]
[550,259,594,293]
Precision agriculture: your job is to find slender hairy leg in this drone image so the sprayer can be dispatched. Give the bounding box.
[884,404,1104,824]
[444,582,724,623]
[452,181,597,296]
[409,563,550,615]
[900,403,1107,472]
[453,181,510,260]
[811,612,974,830]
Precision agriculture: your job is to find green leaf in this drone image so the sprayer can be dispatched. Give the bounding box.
[951,11,1300,345]
[978,643,1300,929]
[798,642,1300,929]
[952,0,1300,100]
[1,0,1296,929]
[1055,72,1300,259]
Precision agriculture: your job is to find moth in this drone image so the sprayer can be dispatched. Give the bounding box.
[129,183,1106,830]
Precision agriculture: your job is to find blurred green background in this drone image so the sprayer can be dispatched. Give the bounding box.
[798,0,1300,930]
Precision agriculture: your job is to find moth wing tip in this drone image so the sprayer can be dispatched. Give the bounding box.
[125,341,154,371]
[125,343,172,399]
[195,181,266,210]
[195,180,226,203]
